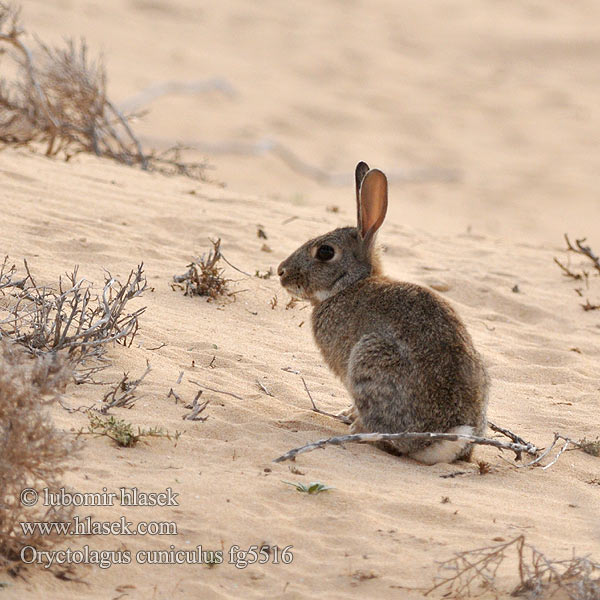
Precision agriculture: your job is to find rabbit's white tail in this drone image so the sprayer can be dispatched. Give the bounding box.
[410,425,474,465]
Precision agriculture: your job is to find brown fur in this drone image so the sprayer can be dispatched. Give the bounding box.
[278,163,488,463]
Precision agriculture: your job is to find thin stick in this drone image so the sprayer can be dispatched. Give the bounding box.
[220,253,252,278]
[281,367,299,374]
[518,434,560,468]
[167,388,181,404]
[518,433,581,470]
[488,422,535,448]
[189,379,243,400]
[146,342,166,351]
[301,376,351,425]
[273,431,537,463]
[256,379,273,397]
[541,438,570,470]
[553,257,583,280]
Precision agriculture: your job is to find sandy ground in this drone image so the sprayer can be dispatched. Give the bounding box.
[1,0,600,598]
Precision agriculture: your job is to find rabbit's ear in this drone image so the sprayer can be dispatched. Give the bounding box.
[359,169,388,247]
[355,161,370,224]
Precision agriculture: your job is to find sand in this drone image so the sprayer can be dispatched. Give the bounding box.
[1,0,599,598]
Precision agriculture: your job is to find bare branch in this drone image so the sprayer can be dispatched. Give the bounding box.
[273,431,537,464]
[488,421,536,448]
[182,390,209,421]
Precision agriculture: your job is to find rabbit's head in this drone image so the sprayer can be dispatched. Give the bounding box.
[278,162,388,304]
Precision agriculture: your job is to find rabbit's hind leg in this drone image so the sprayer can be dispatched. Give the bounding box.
[347,332,422,456]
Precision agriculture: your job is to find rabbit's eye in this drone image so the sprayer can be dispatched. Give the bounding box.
[316,245,335,261]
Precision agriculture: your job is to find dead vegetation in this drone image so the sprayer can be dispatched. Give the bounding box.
[0,258,147,383]
[554,234,600,311]
[172,238,230,300]
[100,361,151,414]
[0,2,207,178]
[0,339,75,565]
[426,535,600,599]
[182,390,210,421]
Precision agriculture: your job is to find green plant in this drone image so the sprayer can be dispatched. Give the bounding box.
[578,436,600,457]
[282,481,333,494]
[83,413,180,448]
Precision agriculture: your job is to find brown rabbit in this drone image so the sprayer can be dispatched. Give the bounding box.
[277,162,488,464]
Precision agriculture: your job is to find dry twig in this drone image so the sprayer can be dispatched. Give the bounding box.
[256,379,273,397]
[301,376,351,425]
[167,387,181,404]
[100,361,151,414]
[189,379,243,400]
[183,390,209,421]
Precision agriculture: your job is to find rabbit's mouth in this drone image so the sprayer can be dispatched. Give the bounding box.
[281,281,309,300]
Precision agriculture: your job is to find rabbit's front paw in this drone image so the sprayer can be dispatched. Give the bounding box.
[337,405,358,423]
[349,417,367,434]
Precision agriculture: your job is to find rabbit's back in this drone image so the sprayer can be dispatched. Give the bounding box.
[312,276,488,437]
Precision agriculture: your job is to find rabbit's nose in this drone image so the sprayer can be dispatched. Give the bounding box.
[277,263,286,277]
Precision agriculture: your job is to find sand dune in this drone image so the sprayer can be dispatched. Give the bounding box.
[2,0,600,598]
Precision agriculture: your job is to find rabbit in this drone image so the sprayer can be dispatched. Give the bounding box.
[277,161,489,464]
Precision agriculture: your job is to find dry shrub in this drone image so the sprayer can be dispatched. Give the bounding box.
[0,2,207,178]
[172,239,230,300]
[0,258,147,383]
[578,437,600,457]
[427,535,600,599]
[0,339,75,565]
